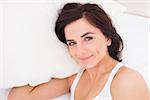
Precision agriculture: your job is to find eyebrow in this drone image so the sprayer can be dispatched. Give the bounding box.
[66,32,95,42]
[81,32,94,38]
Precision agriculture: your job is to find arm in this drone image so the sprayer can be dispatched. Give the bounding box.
[8,78,70,100]
[111,67,149,100]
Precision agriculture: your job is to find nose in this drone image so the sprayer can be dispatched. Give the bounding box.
[75,43,87,57]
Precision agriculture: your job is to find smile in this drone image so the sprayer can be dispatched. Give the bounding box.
[78,55,94,62]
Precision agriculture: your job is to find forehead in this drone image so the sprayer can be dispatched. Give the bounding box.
[64,18,102,38]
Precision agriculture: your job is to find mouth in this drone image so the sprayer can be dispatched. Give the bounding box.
[78,55,94,62]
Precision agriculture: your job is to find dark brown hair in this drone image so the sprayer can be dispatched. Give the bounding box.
[55,3,123,62]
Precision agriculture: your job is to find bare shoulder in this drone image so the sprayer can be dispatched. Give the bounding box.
[67,74,77,88]
[111,66,149,100]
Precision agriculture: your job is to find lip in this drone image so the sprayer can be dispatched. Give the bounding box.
[78,55,93,61]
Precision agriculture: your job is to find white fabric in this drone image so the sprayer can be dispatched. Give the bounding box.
[70,62,124,100]
[116,14,149,84]
[0,1,81,88]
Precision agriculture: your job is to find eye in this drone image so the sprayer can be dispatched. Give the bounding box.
[84,36,93,41]
[67,41,76,46]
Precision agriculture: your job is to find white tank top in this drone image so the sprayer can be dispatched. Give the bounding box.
[70,62,124,100]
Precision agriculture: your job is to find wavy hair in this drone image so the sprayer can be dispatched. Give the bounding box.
[55,3,123,62]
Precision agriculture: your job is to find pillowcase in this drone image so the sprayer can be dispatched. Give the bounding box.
[0,0,126,88]
[0,2,81,88]
[116,13,149,84]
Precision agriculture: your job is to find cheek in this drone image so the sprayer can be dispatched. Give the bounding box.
[94,42,108,56]
[68,48,76,58]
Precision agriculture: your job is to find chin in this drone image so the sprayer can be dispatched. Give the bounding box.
[79,62,97,69]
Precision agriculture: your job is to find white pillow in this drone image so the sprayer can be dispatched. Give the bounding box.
[0,2,81,88]
[116,13,149,85]
[0,0,126,88]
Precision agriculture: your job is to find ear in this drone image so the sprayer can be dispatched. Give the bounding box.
[107,38,112,46]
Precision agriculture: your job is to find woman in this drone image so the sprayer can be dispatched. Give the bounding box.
[8,3,149,100]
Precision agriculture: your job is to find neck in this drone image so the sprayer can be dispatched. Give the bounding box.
[85,55,118,82]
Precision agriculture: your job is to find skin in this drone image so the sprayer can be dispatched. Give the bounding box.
[8,17,149,100]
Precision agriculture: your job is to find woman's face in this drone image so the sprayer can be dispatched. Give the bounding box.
[64,18,111,69]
